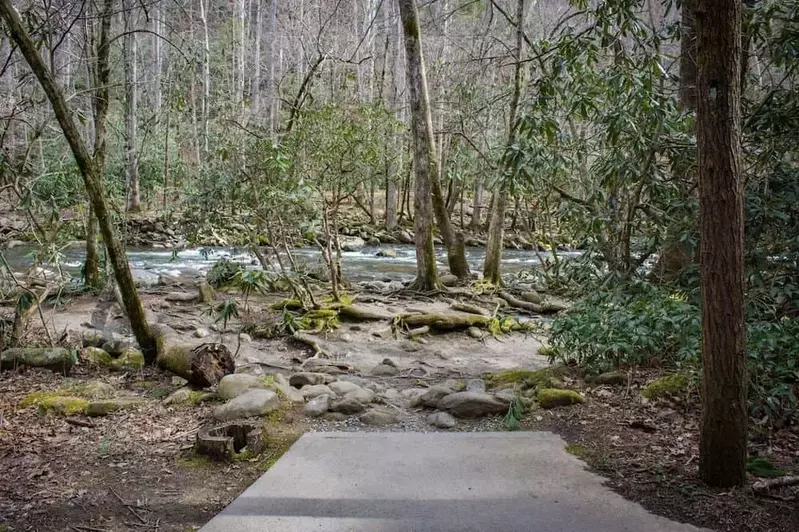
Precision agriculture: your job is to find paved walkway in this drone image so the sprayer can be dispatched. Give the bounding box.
[200,432,707,532]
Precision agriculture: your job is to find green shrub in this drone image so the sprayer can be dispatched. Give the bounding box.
[207,259,243,288]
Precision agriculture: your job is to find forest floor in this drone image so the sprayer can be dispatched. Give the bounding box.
[0,288,797,532]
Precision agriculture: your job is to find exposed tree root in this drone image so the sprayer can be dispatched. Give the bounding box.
[400,312,491,331]
[753,476,799,493]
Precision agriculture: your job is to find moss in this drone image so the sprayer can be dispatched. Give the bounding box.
[82,346,113,366]
[484,366,568,390]
[110,347,145,371]
[641,373,690,400]
[537,345,557,358]
[21,392,89,416]
[86,398,143,416]
[233,449,257,462]
[59,379,116,399]
[588,371,628,386]
[537,388,584,409]
[304,309,339,320]
[179,453,214,470]
[565,443,588,459]
[270,299,304,311]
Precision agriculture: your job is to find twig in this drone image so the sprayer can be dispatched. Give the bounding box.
[65,418,96,428]
[109,487,147,524]
[72,526,110,532]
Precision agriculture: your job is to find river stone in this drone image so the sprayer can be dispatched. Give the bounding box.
[165,292,198,303]
[328,381,361,396]
[376,248,398,258]
[344,387,375,405]
[340,236,366,252]
[110,347,144,371]
[442,379,466,392]
[239,333,252,343]
[360,407,399,426]
[213,389,279,421]
[218,374,266,400]
[467,327,484,339]
[382,388,401,402]
[81,381,116,399]
[370,363,399,377]
[427,411,457,429]
[466,379,486,393]
[494,389,516,404]
[304,394,331,418]
[437,392,508,418]
[82,346,113,366]
[198,282,215,303]
[397,230,413,244]
[101,339,133,357]
[330,396,366,415]
[400,388,427,402]
[194,327,210,338]
[412,385,454,408]
[301,384,336,400]
[289,372,329,388]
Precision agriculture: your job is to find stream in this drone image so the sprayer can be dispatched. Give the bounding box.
[2,243,582,285]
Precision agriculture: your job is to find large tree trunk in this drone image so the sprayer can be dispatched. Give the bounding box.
[123,2,141,213]
[0,0,158,362]
[483,0,525,285]
[266,0,278,135]
[199,0,211,155]
[696,0,747,488]
[251,0,263,117]
[398,0,439,291]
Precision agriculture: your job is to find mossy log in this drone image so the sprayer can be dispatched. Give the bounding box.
[500,292,570,314]
[155,330,234,387]
[450,302,491,316]
[400,313,491,331]
[1,347,77,373]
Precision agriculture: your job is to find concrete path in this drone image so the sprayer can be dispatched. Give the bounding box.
[201,432,707,532]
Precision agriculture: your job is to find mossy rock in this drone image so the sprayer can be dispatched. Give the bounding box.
[165,387,216,406]
[82,346,114,366]
[588,371,627,386]
[537,345,557,358]
[537,388,584,409]
[20,392,89,416]
[483,366,568,391]
[641,373,690,400]
[86,397,144,416]
[270,299,304,311]
[110,347,145,371]
[61,379,117,399]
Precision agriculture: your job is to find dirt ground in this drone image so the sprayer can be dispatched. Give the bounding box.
[1,289,797,532]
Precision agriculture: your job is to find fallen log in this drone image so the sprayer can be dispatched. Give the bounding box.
[450,302,491,316]
[0,347,77,373]
[753,476,799,493]
[154,328,234,387]
[337,304,392,321]
[400,313,491,332]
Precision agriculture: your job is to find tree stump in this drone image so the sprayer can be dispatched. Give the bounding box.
[155,329,234,387]
[195,421,264,461]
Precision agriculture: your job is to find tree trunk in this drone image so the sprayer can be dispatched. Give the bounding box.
[0,0,158,362]
[199,0,211,154]
[266,0,278,135]
[469,180,483,231]
[252,0,262,116]
[123,3,141,212]
[696,0,747,488]
[483,0,525,285]
[398,0,439,291]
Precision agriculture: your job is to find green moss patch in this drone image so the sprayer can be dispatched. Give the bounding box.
[21,392,89,416]
[484,366,568,390]
[641,373,690,400]
[537,388,584,409]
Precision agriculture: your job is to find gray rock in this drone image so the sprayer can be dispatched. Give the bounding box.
[466,379,486,393]
[360,407,399,426]
[239,333,252,343]
[494,389,517,404]
[440,274,459,287]
[371,363,399,377]
[100,339,132,357]
[437,392,508,418]
[218,374,266,400]
[165,292,198,303]
[213,389,279,421]
[86,397,143,417]
[397,230,414,244]
[340,236,366,252]
[328,381,361,396]
[427,411,457,429]
[412,385,454,408]
[330,396,366,414]
[375,248,398,258]
[344,387,375,405]
[300,384,336,400]
[520,291,543,304]
[442,379,466,392]
[467,326,484,339]
[289,372,329,388]
[367,237,381,246]
[400,388,427,402]
[382,388,401,402]
[323,412,348,422]
[304,394,331,418]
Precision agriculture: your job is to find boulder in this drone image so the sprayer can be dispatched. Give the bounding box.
[218,374,266,400]
[289,372,329,388]
[375,248,398,258]
[427,411,456,429]
[344,387,375,405]
[101,339,133,357]
[537,388,584,409]
[330,396,366,415]
[213,389,279,421]
[370,363,399,377]
[304,394,331,418]
[301,384,336,400]
[198,282,216,303]
[360,407,399,426]
[397,230,414,244]
[440,274,459,287]
[82,347,113,366]
[340,236,366,252]
[437,392,507,418]
[412,385,453,408]
[328,381,362,396]
[466,379,486,393]
[110,347,145,371]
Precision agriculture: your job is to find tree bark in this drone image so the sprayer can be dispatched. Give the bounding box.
[696,0,747,488]
[251,0,263,116]
[0,0,158,362]
[483,0,525,285]
[123,2,141,212]
[398,0,439,291]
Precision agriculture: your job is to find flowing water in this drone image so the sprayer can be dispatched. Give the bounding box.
[2,242,581,284]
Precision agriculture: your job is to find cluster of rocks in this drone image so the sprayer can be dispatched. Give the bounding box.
[80,330,145,371]
[123,218,186,248]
